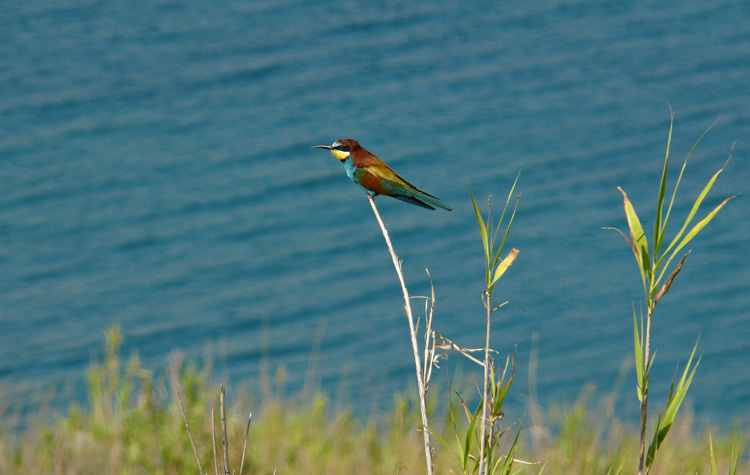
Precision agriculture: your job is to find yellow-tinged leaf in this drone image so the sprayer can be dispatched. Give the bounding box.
[618,187,651,282]
[490,249,519,286]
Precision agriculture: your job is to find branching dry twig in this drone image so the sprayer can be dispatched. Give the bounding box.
[367,195,433,475]
[434,331,495,366]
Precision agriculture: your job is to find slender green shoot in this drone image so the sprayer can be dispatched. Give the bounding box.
[468,179,521,474]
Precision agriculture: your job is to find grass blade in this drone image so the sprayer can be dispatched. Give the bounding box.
[646,340,701,468]
[660,154,730,265]
[490,173,521,270]
[661,118,720,244]
[496,424,521,475]
[469,184,490,272]
[670,194,736,261]
[653,108,673,256]
[633,307,644,401]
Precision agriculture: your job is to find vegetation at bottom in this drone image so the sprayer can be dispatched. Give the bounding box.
[0,328,746,475]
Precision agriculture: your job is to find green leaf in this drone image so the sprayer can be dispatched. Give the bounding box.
[490,173,521,271]
[469,184,490,273]
[653,108,673,257]
[660,153,730,268]
[646,340,701,468]
[430,392,474,470]
[425,425,458,466]
[496,354,515,413]
[661,118,720,249]
[666,194,736,271]
[495,423,521,475]
[730,444,739,475]
[646,412,664,467]
[463,396,483,470]
[633,307,645,401]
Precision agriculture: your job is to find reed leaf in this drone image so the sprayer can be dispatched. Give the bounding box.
[653,109,673,256]
[491,249,519,287]
[657,149,730,275]
[633,308,645,402]
[646,340,701,468]
[658,193,736,285]
[469,184,490,273]
[660,118,720,251]
[709,432,717,475]
[494,424,520,475]
[490,173,521,271]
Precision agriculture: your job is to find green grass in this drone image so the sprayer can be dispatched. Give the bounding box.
[1,328,746,474]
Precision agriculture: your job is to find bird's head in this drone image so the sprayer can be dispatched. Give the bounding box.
[311,139,360,161]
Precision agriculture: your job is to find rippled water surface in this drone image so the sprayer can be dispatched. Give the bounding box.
[2,0,749,424]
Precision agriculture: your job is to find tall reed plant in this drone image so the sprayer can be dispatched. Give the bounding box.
[607,111,735,474]
[469,179,521,475]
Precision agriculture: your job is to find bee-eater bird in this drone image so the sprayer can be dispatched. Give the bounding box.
[311,139,452,211]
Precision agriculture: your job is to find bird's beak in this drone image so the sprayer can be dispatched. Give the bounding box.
[311,144,333,150]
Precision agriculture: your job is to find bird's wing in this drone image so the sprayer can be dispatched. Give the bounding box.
[368,162,435,195]
[357,161,453,211]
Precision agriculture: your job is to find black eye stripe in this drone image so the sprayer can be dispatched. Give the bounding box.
[334,145,350,152]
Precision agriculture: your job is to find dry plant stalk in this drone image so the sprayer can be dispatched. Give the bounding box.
[176,390,206,475]
[239,412,253,475]
[220,385,230,475]
[177,385,255,475]
[211,409,219,475]
[367,195,434,475]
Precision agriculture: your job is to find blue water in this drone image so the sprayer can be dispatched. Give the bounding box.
[1,0,749,427]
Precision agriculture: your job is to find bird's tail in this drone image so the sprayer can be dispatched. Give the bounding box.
[417,192,453,211]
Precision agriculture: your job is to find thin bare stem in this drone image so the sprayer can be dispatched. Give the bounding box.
[211,409,220,475]
[176,390,206,475]
[238,412,253,475]
[639,305,653,475]
[422,271,437,389]
[479,291,492,474]
[367,195,433,475]
[220,385,230,475]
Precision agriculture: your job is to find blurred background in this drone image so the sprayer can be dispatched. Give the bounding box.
[1,0,748,426]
